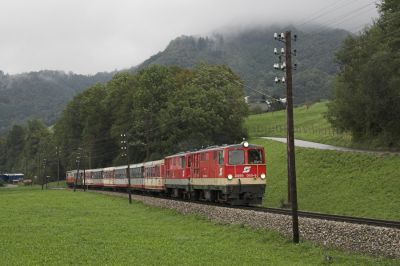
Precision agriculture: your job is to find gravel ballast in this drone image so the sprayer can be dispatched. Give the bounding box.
[89,190,400,259]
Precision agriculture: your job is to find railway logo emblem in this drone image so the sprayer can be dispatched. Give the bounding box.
[243,166,251,173]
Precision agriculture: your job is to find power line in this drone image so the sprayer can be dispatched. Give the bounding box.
[297,0,365,28]
[306,2,378,35]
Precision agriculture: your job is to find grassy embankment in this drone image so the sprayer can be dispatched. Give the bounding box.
[0,187,397,265]
[246,102,353,148]
[252,138,400,220]
[245,102,400,220]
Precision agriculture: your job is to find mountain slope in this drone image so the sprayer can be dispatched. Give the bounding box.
[0,70,113,133]
[138,26,349,104]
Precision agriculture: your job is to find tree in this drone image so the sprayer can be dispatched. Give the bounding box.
[327,0,400,147]
[0,119,54,180]
[163,64,248,151]
[53,64,249,168]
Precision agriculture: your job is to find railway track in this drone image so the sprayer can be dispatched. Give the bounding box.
[238,206,400,229]
[78,187,400,230]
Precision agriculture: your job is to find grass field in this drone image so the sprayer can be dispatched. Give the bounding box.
[0,187,397,265]
[245,102,354,148]
[252,138,400,221]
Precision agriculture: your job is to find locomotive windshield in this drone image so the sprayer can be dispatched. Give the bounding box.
[248,149,263,164]
[228,149,245,165]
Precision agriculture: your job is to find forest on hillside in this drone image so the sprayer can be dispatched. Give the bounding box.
[327,0,400,148]
[0,70,113,134]
[138,26,349,104]
[0,64,248,177]
[0,25,349,135]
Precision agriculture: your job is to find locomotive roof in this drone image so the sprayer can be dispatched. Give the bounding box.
[165,143,264,158]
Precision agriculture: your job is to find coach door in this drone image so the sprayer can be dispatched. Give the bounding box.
[190,153,200,180]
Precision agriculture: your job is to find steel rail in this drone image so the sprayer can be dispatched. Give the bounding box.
[235,206,400,229]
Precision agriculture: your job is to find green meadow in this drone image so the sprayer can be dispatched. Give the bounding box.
[0,187,397,265]
[246,102,354,148]
[246,102,400,220]
[251,136,400,221]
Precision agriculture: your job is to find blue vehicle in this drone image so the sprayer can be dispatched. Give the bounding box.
[0,173,24,183]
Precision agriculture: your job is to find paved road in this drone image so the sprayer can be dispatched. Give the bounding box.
[260,137,400,155]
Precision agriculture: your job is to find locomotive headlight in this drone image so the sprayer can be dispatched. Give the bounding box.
[243,141,249,148]
[227,174,233,180]
[260,173,266,179]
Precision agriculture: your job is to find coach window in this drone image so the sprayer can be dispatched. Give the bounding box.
[228,149,244,165]
[248,149,263,164]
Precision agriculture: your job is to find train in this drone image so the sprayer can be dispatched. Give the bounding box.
[66,141,266,205]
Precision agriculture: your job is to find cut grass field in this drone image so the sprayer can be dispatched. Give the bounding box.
[246,102,354,148]
[252,138,400,221]
[0,187,397,265]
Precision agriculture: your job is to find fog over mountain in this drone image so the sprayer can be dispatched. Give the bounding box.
[0,70,113,133]
[0,0,380,133]
[0,23,350,134]
[0,0,378,74]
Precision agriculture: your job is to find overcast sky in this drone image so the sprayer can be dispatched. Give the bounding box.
[0,0,379,75]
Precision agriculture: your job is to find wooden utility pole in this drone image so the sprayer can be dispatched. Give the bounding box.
[121,133,132,204]
[56,146,61,186]
[83,166,86,192]
[37,153,41,186]
[42,158,47,190]
[274,31,299,243]
[73,149,81,192]
[284,31,299,243]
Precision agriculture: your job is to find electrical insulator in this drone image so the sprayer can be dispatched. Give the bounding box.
[280,33,285,39]
[281,48,285,54]
[274,77,280,83]
[274,33,278,39]
[274,48,278,54]
[294,63,297,70]
[273,63,280,69]
[282,77,286,83]
[281,62,286,70]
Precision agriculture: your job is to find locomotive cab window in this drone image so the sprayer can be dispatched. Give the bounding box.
[181,156,186,168]
[218,150,224,165]
[248,149,263,164]
[228,149,244,165]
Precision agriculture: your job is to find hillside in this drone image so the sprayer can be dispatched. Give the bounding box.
[0,70,113,134]
[0,25,349,135]
[245,102,353,147]
[138,26,349,104]
[252,138,400,220]
[247,103,400,220]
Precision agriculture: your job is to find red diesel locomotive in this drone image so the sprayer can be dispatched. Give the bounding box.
[66,141,266,205]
